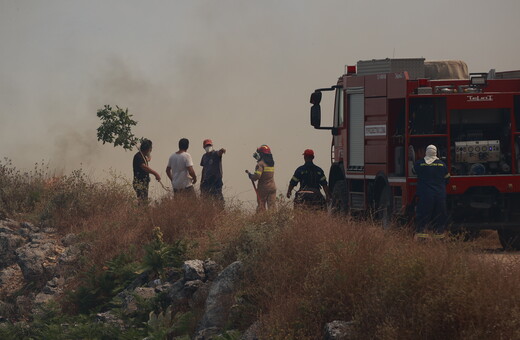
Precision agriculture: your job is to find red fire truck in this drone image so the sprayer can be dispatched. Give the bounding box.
[310,58,520,249]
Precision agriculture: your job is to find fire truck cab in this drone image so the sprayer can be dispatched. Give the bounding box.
[310,58,520,249]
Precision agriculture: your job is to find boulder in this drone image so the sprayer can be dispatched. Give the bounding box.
[0,219,17,234]
[20,222,39,233]
[61,233,80,247]
[96,311,126,330]
[203,259,221,281]
[0,232,25,268]
[15,242,56,282]
[34,292,54,306]
[15,294,34,316]
[196,261,243,334]
[184,279,204,294]
[323,320,356,340]
[154,282,173,294]
[0,264,24,297]
[58,243,84,265]
[190,282,211,309]
[184,260,206,281]
[41,276,64,294]
[121,287,156,315]
[194,326,220,340]
[241,321,261,340]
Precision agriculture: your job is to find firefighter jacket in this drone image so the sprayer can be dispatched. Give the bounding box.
[250,160,276,194]
[414,158,450,197]
[289,161,327,191]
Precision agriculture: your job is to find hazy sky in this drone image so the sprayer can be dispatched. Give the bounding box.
[1,0,519,206]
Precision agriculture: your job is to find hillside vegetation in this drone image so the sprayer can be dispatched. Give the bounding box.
[1,159,519,339]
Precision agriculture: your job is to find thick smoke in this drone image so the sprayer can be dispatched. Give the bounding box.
[1,1,519,205]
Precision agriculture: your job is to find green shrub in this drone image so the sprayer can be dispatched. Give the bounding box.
[142,227,187,280]
[0,302,145,340]
[67,251,140,314]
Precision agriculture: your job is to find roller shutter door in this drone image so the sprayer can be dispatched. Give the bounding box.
[348,91,364,167]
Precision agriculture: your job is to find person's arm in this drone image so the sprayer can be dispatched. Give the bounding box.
[166,166,172,182]
[443,163,451,184]
[200,156,205,184]
[287,170,300,198]
[187,166,197,184]
[218,148,226,156]
[141,163,161,181]
[249,163,263,181]
[185,153,196,184]
[286,184,296,198]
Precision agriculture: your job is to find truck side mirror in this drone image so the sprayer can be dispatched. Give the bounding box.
[310,91,322,105]
[311,104,321,128]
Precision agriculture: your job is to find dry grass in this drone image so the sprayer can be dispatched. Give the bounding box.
[237,211,520,339]
[2,161,520,339]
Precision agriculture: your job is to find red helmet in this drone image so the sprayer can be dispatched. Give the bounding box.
[257,144,271,154]
[303,149,314,157]
[203,139,213,147]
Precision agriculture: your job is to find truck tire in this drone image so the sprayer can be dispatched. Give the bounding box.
[375,186,392,229]
[498,229,520,250]
[330,180,348,214]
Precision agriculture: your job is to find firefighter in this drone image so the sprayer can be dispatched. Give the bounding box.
[414,145,450,240]
[286,149,331,209]
[247,145,277,212]
[200,139,226,202]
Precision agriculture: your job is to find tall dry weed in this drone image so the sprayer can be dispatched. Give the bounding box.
[236,210,520,339]
[3,160,520,338]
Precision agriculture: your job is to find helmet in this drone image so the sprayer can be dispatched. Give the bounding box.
[303,149,314,157]
[203,139,213,147]
[257,144,271,154]
[253,144,271,161]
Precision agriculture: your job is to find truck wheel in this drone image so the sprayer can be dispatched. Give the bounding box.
[498,229,520,250]
[375,186,392,229]
[330,180,348,214]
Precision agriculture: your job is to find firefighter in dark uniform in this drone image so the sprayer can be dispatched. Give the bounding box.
[286,149,331,209]
[414,145,450,240]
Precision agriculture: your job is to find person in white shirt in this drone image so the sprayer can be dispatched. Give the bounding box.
[166,138,197,198]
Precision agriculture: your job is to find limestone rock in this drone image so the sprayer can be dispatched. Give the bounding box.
[203,259,221,281]
[241,321,261,340]
[0,232,24,268]
[194,326,219,340]
[0,264,24,297]
[184,260,206,282]
[197,261,243,334]
[96,311,126,330]
[323,320,356,340]
[190,282,211,309]
[121,287,156,315]
[15,242,56,282]
[61,233,80,247]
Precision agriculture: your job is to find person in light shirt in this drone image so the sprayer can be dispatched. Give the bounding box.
[166,138,197,198]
